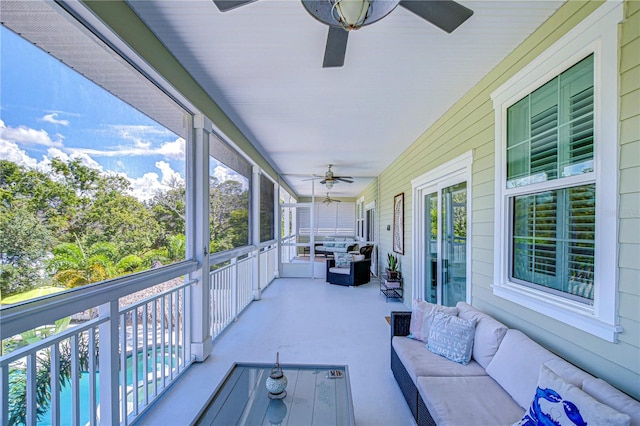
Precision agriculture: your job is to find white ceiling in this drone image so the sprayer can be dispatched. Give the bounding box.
[127,0,564,198]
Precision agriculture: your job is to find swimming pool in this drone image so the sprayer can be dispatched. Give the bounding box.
[36,349,180,425]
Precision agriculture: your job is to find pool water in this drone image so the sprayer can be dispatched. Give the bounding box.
[38,350,180,425]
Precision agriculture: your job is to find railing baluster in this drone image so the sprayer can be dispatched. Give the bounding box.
[88,327,97,426]
[181,286,187,370]
[143,303,149,406]
[70,334,80,426]
[168,292,174,382]
[50,341,61,426]
[26,352,36,425]
[174,290,179,374]
[161,295,166,390]
[99,300,120,425]
[132,307,139,416]
[1,363,8,425]
[152,299,158,397]
[120,312,128,425]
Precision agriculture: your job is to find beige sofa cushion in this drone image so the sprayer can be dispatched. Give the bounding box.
[456,302,508,369]
[417,375,524,426]
[392,336,487,385]
[582,378,640,426]
[486,329,559,409]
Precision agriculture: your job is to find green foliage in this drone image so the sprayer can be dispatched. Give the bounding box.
[387,253,399,272]
[0,203,52,297]
[116,254,143,273]
[1,157,250,296]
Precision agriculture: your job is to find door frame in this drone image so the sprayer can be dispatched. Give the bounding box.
[365,200,377,275]
[411,151,473,304]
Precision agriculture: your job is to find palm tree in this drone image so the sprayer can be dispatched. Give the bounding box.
[48,241,118,288]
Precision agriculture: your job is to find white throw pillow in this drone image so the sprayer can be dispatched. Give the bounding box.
[408,299,458,343]
[514,365,631,426]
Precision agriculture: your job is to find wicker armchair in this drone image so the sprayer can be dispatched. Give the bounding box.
[326,257,371,286]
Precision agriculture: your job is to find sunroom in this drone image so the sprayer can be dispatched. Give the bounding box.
[1,0,638,424]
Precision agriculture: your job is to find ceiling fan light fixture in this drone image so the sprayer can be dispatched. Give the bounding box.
[325,180,334,190]
[331,0,371,31]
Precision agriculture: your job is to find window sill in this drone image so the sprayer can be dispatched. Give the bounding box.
[492,281,623,342]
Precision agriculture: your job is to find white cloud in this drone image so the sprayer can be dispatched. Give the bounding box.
[1,120,186,202]
[0,139,39,169]
[72,137,185,160]
[42,113,70,126]
[157,138,185,160]
[124,161,184,201]
[156,160,183,185]
[0,119,63,148]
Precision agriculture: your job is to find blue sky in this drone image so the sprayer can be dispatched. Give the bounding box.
[0,26,241,200]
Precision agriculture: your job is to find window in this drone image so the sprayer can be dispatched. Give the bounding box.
[508,55,595,303]
[356,197,365,239]
[260,174,275,242]
[0,24,188,302]
[491,2,621,341]
[208,136,250,253]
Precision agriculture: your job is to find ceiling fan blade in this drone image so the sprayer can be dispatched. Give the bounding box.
[212,0,258,12]
[323,26,348,68]
[335,178,353,183]
[399,0,473,33]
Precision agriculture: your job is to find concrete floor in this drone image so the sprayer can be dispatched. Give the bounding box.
[137,277,415,426]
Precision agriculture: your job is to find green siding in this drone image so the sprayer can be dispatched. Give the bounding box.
[366,0,640,398]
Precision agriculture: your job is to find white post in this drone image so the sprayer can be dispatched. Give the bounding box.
[98,300,120,425]
[252,165,261,300]
[190,115,212,361]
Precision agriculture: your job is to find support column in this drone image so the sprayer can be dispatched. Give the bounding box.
[190,114,212,362]
[252,165,261,300]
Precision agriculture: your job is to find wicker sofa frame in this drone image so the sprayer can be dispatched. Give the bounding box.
[390,311,436,426]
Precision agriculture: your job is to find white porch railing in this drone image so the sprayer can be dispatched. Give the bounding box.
[0,260,198,426]
[209,242,277,341]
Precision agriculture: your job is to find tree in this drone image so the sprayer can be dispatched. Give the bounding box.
[47,241,118,288]
[0,203,52,297]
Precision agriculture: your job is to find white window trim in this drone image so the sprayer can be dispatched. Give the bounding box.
[491,2,622,342]
[412,151,473,305]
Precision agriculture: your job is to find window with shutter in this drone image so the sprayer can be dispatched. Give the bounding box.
[491,1,620,342]
[506,55,595,302]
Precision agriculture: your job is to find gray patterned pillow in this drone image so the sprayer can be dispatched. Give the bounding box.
[426,312,476,365]
[334,252,352,268]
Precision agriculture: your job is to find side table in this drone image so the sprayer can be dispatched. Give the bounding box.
[380,275,403,302]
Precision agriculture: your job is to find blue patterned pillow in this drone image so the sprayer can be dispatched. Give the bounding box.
[514,365,630,426]
[426,312,476,365]
[334,252,352,268]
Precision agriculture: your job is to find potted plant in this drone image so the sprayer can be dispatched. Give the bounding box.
[387,253,400,279]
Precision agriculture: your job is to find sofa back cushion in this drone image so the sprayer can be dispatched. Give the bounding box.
[456,302,508,369]
[582,378,640,426]
[486,329,559,409]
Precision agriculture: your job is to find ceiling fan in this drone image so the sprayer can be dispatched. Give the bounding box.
[322,192,342,205]
[211,0,474,68]
[319,164,353,189]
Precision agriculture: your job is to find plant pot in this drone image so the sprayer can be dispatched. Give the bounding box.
[387,269,399,280]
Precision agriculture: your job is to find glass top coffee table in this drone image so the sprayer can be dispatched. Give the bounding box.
[194,363,355,425]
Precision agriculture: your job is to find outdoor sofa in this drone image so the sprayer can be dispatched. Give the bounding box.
[391,301,640,426]
[314,236,357,257]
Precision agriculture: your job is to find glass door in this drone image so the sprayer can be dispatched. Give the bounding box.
[422,182,467,307]
[424,192,438,303]
[441,182,467,306]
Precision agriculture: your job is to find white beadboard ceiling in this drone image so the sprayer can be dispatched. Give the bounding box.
[128,0,564,198]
